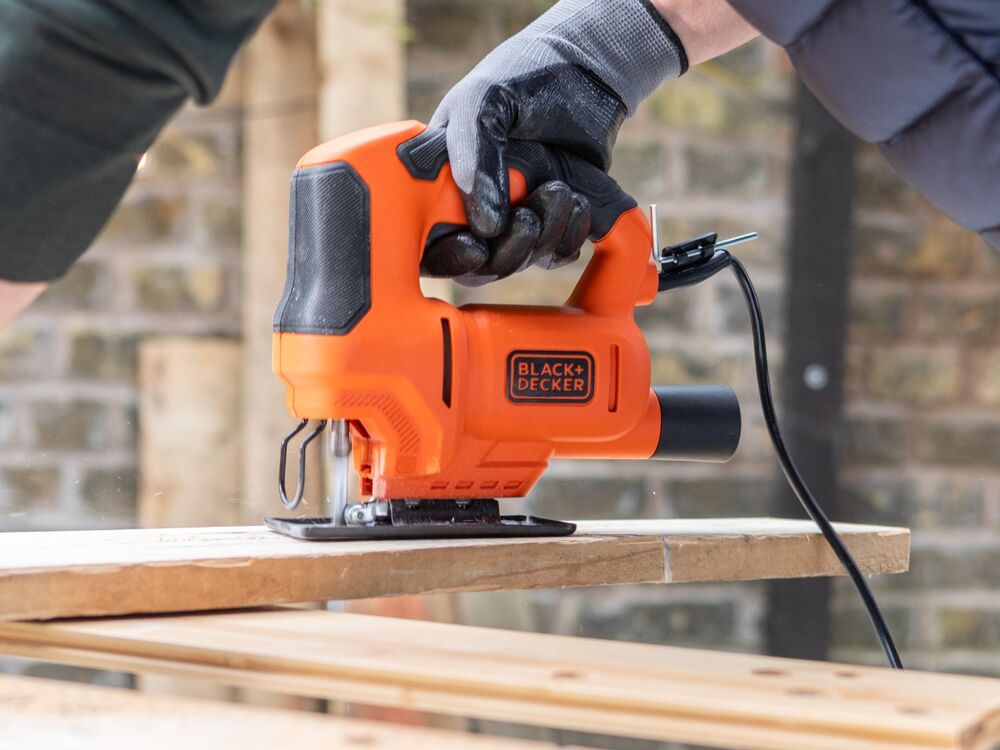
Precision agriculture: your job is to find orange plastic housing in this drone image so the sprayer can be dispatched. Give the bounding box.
[272,121,662,501]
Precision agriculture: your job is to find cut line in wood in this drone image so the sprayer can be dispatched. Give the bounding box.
[0,609,995,750]
[0,518,909,621]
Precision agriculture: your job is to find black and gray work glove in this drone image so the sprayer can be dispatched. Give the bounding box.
[422,0,687,286]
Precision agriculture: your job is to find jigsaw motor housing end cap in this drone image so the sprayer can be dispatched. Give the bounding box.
[652,385,741,462]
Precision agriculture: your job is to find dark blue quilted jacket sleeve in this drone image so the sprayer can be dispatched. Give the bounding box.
[0,1,276,282]
[728,0,1000,250]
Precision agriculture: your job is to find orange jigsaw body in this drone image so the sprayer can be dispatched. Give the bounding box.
[273,121,674,501]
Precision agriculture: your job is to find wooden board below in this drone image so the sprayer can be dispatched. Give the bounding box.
[0,673,554,749]
[0,609,996,750]
[0,518,909,621]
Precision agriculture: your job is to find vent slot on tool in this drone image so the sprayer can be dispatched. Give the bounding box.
[441,318,453,407]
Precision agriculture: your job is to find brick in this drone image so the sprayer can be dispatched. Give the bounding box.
[0,467,60,512]
[650,350,743,387]
[668,477,773,518]
[916,293,999,344]
[69,333,139,382]
[527,476,645,521]
[939,608,1000,649]
[854,146,919,214]
[840,475,984,528]
[609,142,670,195]
[583,601,737,648]
[843,347,868,399]
[408,0,490,50]
[974,351,1000,406]
[0,325,55,380]
[150,129,236,179]
[31,400,115,451]
[919,420,1000,467]
[453,264,582,307]
[33,262,109,311]
[718,282,783,335]
[885,548,1000,591]
[842,417,908,465]
[853,222,978,281]
[0,402,13,448]
[830,604,910,651]
[202,197,242,245]
[645,79,729,133]
[685,145,774,198]
[633,292,689,331]
[81,467,138,518]
[866,348,961,405]
[132,264,227,313]
[849,289,909,342]
[101,195,186,244]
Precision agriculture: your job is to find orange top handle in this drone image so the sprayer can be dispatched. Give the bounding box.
[273,122,658,342]
[395,126,658,316]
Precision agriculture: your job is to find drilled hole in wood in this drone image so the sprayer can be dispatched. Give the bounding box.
[552,670,582,680]
[752,668,785,677]
[787,688,822,697]
[897,706,930,716]
[834,671,860,679]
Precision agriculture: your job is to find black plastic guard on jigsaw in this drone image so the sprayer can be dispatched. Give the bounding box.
[264,515,576,541]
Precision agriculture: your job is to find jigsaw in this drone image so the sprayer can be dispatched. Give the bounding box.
[265,120,743,540]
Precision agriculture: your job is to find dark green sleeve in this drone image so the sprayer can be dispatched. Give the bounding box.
[0,0,276,282]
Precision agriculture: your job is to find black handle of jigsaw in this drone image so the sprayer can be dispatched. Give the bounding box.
[397,127,637,239]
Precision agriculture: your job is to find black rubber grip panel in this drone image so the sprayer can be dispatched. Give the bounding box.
[397,128,636,239]
[273,162,371,335]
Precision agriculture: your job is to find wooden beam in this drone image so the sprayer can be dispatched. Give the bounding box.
[1,609,996,750]
[0,673,552,749]
[0,518,908,621]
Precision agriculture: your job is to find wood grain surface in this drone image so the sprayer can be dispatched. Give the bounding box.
[0,672,556,749]
[0,518,909,621]
[1,608,995,750]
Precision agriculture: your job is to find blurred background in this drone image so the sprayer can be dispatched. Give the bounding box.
[1,0,998,746]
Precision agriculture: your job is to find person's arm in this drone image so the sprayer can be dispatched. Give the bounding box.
[0,280,45,329]
[726,0,999,250]
[424,0,758,284]
[652,0,758,66]
[0,0,276,284]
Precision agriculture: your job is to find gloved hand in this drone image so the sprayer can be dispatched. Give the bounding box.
[422,0,687,286]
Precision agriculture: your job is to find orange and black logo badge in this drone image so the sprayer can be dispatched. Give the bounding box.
[506,350,594,404]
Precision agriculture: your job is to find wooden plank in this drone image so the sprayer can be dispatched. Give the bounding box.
[0,673,554,749]
[1,609,996,750]
[0,518,908,621]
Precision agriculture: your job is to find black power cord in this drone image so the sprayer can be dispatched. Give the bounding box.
[658,236,903,670]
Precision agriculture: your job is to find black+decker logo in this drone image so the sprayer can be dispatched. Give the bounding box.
[506,350,594,404]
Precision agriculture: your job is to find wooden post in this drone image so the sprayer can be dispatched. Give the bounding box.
[766,82,857,660]
[137,337,241,701]
[241,0,322,522]
[317,0,405,139]
[138,339,243,528]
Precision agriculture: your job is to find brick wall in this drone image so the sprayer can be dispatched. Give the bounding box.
[0,81,243,531]
[0,0,997,719]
